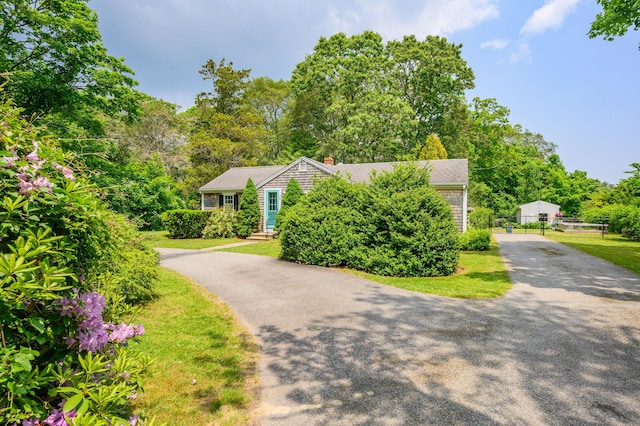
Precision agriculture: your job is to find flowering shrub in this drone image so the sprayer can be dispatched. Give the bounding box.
[0,100,156,424]
[202,207,236,239]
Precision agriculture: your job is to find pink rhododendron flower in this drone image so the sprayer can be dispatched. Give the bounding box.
[25,141,39,162]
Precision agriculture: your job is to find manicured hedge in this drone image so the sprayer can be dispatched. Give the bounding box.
[280,164,460,277]
[459,229,492,251]
[162,209,212,238]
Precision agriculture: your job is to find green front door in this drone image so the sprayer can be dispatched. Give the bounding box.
[265,190,280,230]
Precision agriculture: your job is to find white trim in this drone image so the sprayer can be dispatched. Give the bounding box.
[263,188,281,231]
[462,184,468,232]
[256,157,337,188]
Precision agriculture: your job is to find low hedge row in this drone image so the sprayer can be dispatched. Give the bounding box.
[161,209,212,239]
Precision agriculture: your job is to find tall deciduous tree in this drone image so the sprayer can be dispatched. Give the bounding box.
[291,31,417,162]
[387,35,475,145]
[244,77,291,162]
[0,0,139,120]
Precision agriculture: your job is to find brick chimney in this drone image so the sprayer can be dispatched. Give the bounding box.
[324,157,334,166]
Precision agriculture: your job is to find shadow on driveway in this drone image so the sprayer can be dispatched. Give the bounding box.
[159,236,640,425]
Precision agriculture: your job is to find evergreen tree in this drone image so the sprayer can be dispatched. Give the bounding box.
[419,134,448,160]
[275,178,304,231]
[235,178,260,237]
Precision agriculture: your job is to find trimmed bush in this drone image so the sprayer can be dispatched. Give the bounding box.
[280,177,365,266]
[275,178,304,232]
[162,209,211,238]
[280,164,460,277]
[235,178,261,238]
[459,229,492,251]
[353,168,460,277]
[468,207,492,229]
[203,207,237,239]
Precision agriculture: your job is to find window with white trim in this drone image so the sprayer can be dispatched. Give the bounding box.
[224,194,234,208]
[298,161,307,171]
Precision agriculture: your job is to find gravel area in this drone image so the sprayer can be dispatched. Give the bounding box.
[158,233,640,425]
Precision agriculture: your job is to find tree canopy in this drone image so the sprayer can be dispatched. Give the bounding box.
[0,0,139,121]
[589,0,640,48]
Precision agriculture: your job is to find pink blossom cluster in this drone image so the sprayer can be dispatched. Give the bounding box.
[16,401,75,426]
[2,141,75,196]
[106,322,145,343]
[56,292,144,353]
[17,402,142,425]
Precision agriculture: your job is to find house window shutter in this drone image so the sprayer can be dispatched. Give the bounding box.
[218,194,223,208]
[234,194,239,210]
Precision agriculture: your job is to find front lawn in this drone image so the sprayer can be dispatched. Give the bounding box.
[132,268,259,425]
[142,230,243,249]
[543,231,640,274]
[220,238,512,298]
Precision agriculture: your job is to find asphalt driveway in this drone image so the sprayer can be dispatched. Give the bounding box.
[159,233,640,425]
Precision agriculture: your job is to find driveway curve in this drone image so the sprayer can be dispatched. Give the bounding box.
[159,233,640,425]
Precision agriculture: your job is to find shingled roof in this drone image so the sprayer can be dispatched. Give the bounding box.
[199,158,468,192]
[328,159,468,186]
[199,165,282,192]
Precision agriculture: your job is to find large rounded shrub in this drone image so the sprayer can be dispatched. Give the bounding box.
[280,164,460,277]
[280,176,366,266]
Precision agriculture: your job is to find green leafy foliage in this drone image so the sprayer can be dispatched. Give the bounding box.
[459,229,492,251]
[0,0,139,121]
[280,177,366,266]
[589,0,640,47]
[0,100,155,424]
[468,207,493,229]
[161,209,212,239]
[203,207,237,239]
[281,165,460,276]
[275,178,304,232]
[583,203,640,239]
[234,178,260,238]
[100,156,186,230]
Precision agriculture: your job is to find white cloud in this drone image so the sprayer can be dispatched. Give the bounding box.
[480,38,510,49]
[509,41,532,63]
[326,0,500,40]
[520,0,581,35]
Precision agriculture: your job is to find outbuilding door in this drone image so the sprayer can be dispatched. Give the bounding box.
[265,189,280,230]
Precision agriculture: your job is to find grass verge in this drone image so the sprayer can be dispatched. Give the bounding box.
[543,231,640,274]
[220,239,281,257]
[132,268,259,425]
[220,238,512,298]
[142,230,243,249]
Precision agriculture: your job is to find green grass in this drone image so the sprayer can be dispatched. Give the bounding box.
[132,268,259,425]
[221,238,512,298]
[220,238,281,257]
[543,231,640,274]
[142,230,243,249]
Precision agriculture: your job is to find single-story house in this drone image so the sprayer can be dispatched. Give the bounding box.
[516,200,561,225]
[199,157,469,232]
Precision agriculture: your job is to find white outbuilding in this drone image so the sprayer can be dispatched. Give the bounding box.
[516,200,561,225]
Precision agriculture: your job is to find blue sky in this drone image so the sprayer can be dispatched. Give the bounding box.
[89,0,639,184]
